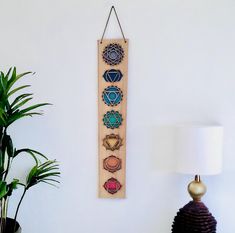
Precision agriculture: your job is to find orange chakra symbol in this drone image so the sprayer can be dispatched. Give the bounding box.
[103,155,121,173]
[103,134,123,151]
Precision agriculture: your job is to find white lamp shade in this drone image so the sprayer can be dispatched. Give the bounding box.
[175,125,223,175]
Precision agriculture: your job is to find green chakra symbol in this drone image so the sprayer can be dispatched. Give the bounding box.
[103,110,123,129]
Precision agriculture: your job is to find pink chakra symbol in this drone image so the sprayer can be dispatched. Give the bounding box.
[103,178,122,194]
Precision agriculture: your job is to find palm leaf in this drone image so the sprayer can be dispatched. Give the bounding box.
[6,68,32,94]
[7,179,20,197]
[10,93,33,108]
[6,110,44,127]
[26,160,60,189]
[0,181,7,199]
[12,98,33,112]
[8,85,31,97]
[19,103,51,114]
[14,148,48,163]
[26,149,48,160]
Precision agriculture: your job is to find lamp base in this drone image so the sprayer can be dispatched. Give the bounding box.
[172,201,217,233]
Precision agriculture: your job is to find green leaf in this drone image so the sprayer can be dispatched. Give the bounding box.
[38,160,57,169]
[5,68,12,82]
[10,179,19,189]
[10,93,33,108]
[41,178,60,183]
[26,165,38,187]
[37,165,59,174]
[8,84,31,97]
[5,135,14,157]
[6,179,19,196]
[5,103,50,127]
[19,103,51,114]
[26,160,60,189]
[6,68,32,94]
[0,181,7,198]
[14,148,48,163]
[0,72,7,91]
[6,111,43,127]
[6,67,16,91]
[0,108,7,126]
[27,149,48,160]
[14,149,38,164]
[16,71,33,80]
[37,172,60,180]
[12,97,33,112]
[39,180,59,188]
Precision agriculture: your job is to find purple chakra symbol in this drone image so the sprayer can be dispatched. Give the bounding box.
[102,43,124,66]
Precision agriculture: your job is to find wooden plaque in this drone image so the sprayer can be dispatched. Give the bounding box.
[98,39,128,198]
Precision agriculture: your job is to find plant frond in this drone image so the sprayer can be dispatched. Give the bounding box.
[6,68,32,94]
[26,160,60,189]
[10,93,33,108]
[14,149,42,164]
[8,85,31,97]
[11,97,33,112]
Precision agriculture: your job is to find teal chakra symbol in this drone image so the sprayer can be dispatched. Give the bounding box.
[102,86,123,106]
[103,69,123,82]
[103,110,123,129]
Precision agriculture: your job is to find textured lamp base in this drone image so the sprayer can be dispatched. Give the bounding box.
[172,201,217,233]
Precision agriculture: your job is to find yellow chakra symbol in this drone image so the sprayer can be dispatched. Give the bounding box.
[103,134,123,151]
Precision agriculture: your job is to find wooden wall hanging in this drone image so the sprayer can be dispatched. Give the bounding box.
[98,6,128,198]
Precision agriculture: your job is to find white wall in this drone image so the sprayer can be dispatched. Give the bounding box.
[0,0,235,232]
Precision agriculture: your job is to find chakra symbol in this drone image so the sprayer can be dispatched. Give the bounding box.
[103,110,123,129]
[103,155,121,173]
[103,178,122,194]
[103,69,123,82]
[102,86,123,106]
[102,43,124,66]
[103,134,123,151]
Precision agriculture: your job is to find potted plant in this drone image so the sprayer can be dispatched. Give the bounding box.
[0,67,60,233]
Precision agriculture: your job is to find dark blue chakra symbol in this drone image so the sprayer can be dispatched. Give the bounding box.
[102,43,124,66]
[103,69,123,82]
[103,110,123,129]
[102,86,123,107]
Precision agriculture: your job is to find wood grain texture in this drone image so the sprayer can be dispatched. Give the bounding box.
[98,39,128,198]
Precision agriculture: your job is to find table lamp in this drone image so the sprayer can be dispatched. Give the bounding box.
[171,125,223,233]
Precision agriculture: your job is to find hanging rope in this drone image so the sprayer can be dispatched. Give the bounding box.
[100,6,127,44]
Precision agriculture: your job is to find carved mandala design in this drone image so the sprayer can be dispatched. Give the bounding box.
[103,110,123,129]
[103,178,122,194]
[102,43,124,66]
[103,69,123,82]
[102,86,123,106]
[103,155,121,173]
[103,134,123,151]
